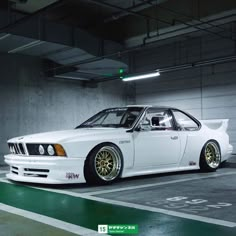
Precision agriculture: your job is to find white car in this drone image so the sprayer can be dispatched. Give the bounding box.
[5,106,233,185]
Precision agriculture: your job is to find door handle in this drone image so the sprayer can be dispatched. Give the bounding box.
[171,136,178,140]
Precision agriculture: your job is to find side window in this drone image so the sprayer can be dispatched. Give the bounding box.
[172,110,199,131]
[144,108,174,130]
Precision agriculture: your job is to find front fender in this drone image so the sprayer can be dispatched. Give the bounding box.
[61,134,135,169]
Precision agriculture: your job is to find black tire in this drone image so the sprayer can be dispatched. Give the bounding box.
[200,140,221,172]
[84,143,123,185]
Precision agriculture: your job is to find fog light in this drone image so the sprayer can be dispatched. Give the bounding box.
[47,145,55,156]
[39,145,45,155]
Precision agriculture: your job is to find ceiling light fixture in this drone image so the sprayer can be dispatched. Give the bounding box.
[122,71,160,82]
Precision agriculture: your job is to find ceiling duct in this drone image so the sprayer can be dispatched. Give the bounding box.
[0,6,128,81]
[11,0,28,3]
[10,0,60,14]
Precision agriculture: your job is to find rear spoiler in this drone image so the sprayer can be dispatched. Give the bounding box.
[199,119,229,132]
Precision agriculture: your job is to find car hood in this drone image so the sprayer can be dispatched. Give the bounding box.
[8,128,128,143]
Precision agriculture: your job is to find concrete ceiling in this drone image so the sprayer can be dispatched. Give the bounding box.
[11,0,59,13]
[0,0,236,82]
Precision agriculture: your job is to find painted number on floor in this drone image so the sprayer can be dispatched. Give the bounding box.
[146,196,232,214]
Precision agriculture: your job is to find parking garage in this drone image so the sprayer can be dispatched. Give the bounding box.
[1,0,236,235]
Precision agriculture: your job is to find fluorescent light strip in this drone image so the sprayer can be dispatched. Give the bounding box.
[122,71,160,81]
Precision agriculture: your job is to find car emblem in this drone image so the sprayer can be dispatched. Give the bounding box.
[119,140,131,144]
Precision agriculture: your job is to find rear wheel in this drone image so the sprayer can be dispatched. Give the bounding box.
[200,141,221,172]
[84,143,123,185]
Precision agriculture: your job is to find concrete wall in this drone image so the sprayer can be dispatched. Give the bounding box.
[134,30,236,150]
[0,53,131,164]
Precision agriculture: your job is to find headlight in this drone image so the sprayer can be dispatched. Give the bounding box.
[39,145,45,155]
[47,145,55,156]
[27,143,67,157]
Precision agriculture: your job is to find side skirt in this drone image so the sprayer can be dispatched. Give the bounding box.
[121,166,199,178]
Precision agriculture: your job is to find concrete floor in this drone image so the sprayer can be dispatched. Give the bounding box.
[0,156,236,236]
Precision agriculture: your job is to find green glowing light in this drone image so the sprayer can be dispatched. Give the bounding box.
[119,68,124,74]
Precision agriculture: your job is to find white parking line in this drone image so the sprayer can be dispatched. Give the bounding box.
[0,203,102,236]
[5,171,233,199]
[82,195,236,228]
[83,171,236,196]
[0,178,10,183]
[1,172,236,228]
[1,172,236,198]
[26,184,236,228]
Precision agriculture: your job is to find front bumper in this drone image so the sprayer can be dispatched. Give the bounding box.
[4,154,86,184]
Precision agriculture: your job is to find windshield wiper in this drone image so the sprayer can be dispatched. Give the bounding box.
[99,124,122,128]
[75,124,95,129]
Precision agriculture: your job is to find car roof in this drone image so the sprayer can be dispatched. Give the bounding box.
[126,105,176,109]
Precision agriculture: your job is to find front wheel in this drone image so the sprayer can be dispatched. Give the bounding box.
[84,144,123,185]
[200,141,221,172]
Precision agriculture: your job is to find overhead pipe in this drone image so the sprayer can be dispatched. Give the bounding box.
[145,0,233,38]
[104,0,167,23]
[87,0,172,27]
[46,11,236,74]
[36,0,236,75]
[129,11,236,48]
[98,54,236,83]
[88,0,234,43]
[158,55,236,73]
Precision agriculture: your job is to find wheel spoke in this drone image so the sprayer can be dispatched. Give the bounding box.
[94,147,121,181]
[205,142,220,169]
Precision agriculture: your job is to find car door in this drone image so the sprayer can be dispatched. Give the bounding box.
[170,109,201,166]
[133,108,181,168]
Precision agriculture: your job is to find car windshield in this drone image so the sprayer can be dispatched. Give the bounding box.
[76,107,144,129]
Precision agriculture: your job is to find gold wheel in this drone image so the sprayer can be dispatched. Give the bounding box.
[205,142,220,169]
[94,146,121,181]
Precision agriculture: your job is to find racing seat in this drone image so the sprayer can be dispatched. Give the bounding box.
[151,116,169,130]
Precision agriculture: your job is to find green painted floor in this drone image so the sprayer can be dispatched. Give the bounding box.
[0,210,78,236]
[0,182,236,235]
